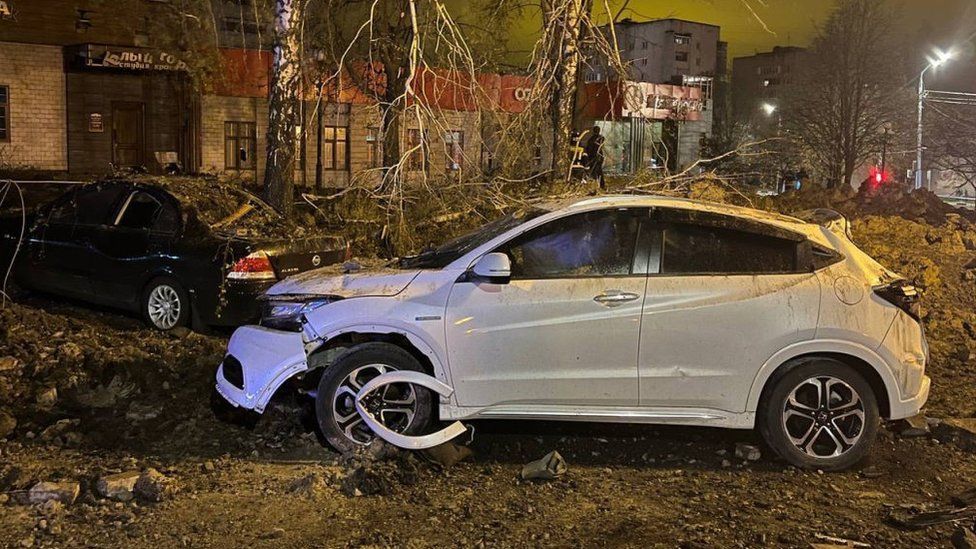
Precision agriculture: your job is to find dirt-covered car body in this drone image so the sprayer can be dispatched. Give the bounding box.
[216,196,929,466]
[0,180,346,327]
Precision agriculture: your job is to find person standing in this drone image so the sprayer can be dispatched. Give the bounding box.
[584,125,606,189]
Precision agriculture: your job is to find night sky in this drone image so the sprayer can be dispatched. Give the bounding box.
[505,0,976,90]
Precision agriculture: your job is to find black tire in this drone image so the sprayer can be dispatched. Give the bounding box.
[315,342,434,454]
[759,358,879,471]
[141,276,190,331]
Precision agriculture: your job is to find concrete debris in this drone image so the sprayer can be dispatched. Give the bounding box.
[39,419,79,441]
[894,414,931,437]
[811,533,871,548]
[520,451,568,481]
[287,473,328,497]
[933,418,976,451]
[734,443,762,462]
[953,527,976,549]
[260,527,286,540]
[27,481,80,505]
[0,356,19,372]
[96,471,141,501]
[133,468,179,502]
[421,441,474,468]
[34,387,57,410]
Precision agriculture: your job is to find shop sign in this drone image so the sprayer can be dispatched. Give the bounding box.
[0,1,12,19]
[620,81,705,121]
[88,113,104,133]
[85,45,188,72]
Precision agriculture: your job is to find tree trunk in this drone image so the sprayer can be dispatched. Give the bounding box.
[381,64,408,176]
[263,0,302,217]
[546,0,587,181]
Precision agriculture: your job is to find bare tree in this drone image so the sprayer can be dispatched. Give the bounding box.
[787,0,909,188]
[263,0,303,216]
[927,102,976,194]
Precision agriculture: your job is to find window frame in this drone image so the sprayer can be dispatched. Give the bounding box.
[406,128,428,172]
[0,85,9,143]
[489,208,653,281]
[365,126,381,169]
[321,125,349,171]
[444,129,464,172]
[649,217,807,277]
[224,121,256,170]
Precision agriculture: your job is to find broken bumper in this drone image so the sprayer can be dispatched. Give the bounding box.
[215,325,307,413]
[890,374,930,420]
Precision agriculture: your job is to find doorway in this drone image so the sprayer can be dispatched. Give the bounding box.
[112,102,145,168]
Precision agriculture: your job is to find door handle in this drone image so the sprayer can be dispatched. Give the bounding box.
[593,290,640,306]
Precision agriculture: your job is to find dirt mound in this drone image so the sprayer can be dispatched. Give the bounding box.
[760,183,976,227]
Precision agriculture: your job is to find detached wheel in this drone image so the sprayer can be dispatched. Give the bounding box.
[759,358,879,471]
[315,342,434,454]
[142,276,190,331]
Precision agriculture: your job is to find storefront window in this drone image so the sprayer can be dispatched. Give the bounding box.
[323,126,349,170]
[444,130,464,171]
[366,127,381,168]
[224,121,255,170]
[0,86,9,142]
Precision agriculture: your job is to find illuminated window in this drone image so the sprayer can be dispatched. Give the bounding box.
[674,33,692,45]
[322,126,349,171]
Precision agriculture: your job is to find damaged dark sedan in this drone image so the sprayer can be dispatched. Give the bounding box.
[0,179,346,330]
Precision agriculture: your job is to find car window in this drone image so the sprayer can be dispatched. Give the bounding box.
[117,192,162,230]
[49,184,127,227]
[661,223,797,275]
[496,209,642,279]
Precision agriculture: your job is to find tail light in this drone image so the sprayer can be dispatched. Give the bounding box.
[874,280,921,321]
[227,251,277,281]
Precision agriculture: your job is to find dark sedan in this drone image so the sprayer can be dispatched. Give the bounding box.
[0,180,346,330]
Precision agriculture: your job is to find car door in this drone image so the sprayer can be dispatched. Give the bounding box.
[88,189,180,307]
[445,208,651,408]
[637,213,821,412]
[27,183,127,299]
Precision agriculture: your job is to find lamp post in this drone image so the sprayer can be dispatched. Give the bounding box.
[761,102,784,192]
[916,48,954,191]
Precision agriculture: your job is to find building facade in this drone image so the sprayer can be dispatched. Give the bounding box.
[586,18,726,171]
[731,46,807,123]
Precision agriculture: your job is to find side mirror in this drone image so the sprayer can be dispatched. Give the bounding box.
[472,252,511,283]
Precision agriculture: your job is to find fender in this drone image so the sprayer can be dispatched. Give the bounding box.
[315,322,455,399]
[745,339,900,414]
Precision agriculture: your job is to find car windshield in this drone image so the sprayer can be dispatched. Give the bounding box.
[400,207,547,269]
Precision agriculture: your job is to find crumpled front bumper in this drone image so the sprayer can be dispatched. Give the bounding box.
[215,325,307,413]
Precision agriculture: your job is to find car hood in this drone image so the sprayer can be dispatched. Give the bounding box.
[266,268,422,299]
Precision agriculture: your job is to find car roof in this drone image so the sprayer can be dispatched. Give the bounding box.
[540,194,812,232]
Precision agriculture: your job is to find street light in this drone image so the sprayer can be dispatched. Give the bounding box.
[916,47,955,191]
[761,102,777,116]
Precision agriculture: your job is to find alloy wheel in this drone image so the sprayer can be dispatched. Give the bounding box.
[332,364,418,445]
[147,284,182,330]
[782,376,866,458]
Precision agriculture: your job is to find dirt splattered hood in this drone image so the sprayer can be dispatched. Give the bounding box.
[266,268,422,298]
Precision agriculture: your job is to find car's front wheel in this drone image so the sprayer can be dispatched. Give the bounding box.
[142,277,190,331]
[315,342,434,454]
[759,358,879,471]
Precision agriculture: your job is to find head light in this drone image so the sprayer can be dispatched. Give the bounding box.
[260,297,336,331]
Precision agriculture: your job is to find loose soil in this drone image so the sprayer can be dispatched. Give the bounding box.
[2,181,976,548]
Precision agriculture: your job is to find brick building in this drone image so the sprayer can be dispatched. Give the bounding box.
[0,0,539,184]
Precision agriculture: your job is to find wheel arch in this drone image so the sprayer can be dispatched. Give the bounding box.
[748,341,897,419]
[305,325,451,393]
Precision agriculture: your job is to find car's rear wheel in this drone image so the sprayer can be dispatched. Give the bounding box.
[142,277,190,331]
[315,342,434,454]
[759,358,879,471]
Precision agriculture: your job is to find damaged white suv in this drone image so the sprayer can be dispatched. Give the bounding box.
[215,196,929,471]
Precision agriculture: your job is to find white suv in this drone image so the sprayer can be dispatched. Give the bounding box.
[215,196,929,470]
